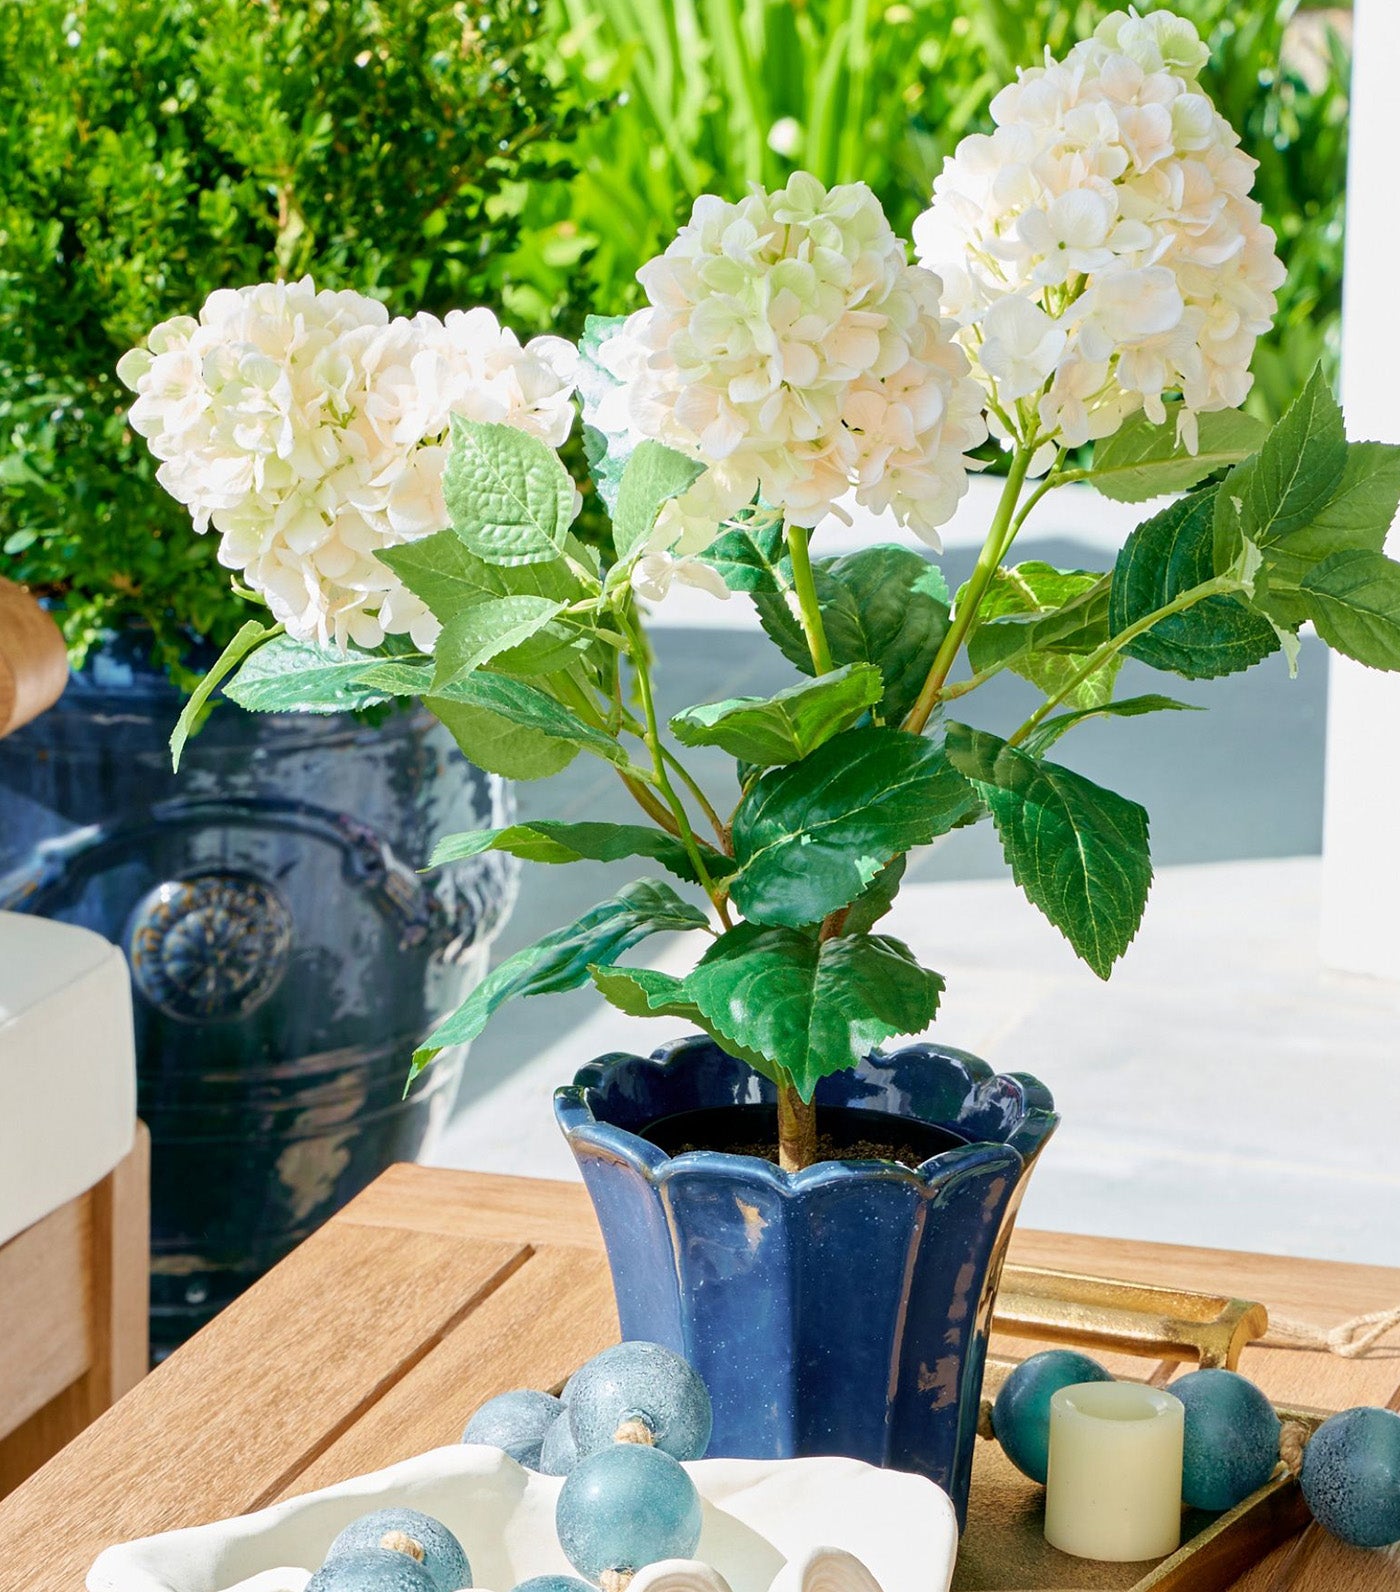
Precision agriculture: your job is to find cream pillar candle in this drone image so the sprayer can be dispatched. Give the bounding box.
[1044,1382,1185,1562]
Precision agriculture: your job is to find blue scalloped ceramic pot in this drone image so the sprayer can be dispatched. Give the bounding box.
[555,1035,1057,1527]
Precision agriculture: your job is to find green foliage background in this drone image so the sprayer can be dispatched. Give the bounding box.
[529,0,1349,420]
[0,0,592,680]
[0,0,1350,681]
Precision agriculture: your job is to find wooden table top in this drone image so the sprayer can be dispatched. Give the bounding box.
[4,1166,1399,1591]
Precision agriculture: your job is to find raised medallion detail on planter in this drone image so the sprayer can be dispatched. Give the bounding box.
[127,872,295,1022]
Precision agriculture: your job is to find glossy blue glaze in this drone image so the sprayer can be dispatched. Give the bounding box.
[0,633,515,1353]
[555,1035,1057,1526]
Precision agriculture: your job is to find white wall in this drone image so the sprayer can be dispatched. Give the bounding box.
[1319,0,1400,978]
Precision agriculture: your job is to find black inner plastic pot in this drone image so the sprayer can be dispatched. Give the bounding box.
[640,1102,969,1169]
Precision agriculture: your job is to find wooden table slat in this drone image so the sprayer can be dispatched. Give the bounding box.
[285,1245,619,1497]
[0,1218,527,1588]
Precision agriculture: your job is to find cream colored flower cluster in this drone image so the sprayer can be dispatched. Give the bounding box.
[118,278,576,649]
[592,173,987,550]
[913,7,1285,454]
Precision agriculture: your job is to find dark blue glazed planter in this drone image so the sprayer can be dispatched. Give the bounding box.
[0,633,516,1353]
[555,1036,1057,1526]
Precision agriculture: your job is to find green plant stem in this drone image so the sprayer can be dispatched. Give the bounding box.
[1006,573,1239,748]
[554,665,683,837]
[619,606,733,925]
[902,445,1035,733]
[1008,453,1070,539]
[621,771,685,836]
[786,522,835,674]
[662,745,730,851]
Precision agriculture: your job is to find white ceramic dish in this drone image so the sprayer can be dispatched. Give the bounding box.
[86,1446,958,1592]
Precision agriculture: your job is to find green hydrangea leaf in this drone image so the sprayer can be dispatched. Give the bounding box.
[1019,694,1200,757]
[223,633,399,714]
[412,880,711,1076]
[670,662,883,767]
[428,820,735,884]
[425,696,578,780]
[1088,405,1268,503]
[432,595,568,688]
[442,415,575,566]
[379,529,589,612]
[611,440,707,559]
[170,618,277,769]
[967,565,1118,707]
[1213,365,1348,565]
[698,515,790,594]
[729,725,980,928]
[755,545,951,724]
[1110,488,1279,679]
[425,671,633,773]
[1249,442,1400,629]
[587,964,778,1081]
[683,922,944,1101]
[841,854,907,935]
[947,722,1152,979]
[1299,550,1400,671]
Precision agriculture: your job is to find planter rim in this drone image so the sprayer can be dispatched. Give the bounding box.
[554,1033,1058,1197]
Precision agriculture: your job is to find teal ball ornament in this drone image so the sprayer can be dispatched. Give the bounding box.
[556,1443,703,1581]
[309,1547,440,1591]
[567,1342,712,1462]
[540,1411,580,1476]
[464,1389,563,1471]
[1301,1407,1400,1549]
[1173,1369,1281,1511]
[992,1350,1114,1485]
[325,1508,471,1591]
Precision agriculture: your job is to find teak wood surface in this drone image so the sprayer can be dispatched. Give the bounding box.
[1,1167,1397,1592]
[0,1126,150,1496]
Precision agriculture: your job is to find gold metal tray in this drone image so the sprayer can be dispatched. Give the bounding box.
[962,1267,1309,1592]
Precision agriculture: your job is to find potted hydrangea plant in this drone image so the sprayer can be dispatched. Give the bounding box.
[121,9,1400,1521]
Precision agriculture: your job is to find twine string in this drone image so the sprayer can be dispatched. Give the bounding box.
[1262,1306,1400,1359]
[1278,1420,1310,1477]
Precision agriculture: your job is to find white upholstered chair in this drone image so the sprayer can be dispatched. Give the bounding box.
[0,581,149,1492]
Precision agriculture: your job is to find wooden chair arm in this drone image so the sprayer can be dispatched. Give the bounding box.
[0,578,68,737]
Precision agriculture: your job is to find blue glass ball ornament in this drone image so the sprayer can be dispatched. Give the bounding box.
[556,1443,704,1582]
[511,1578,595,1592]
[464,1389,564,1470]
[308,1547,440,1592]
[568,1342,712,1461]
[992,1350,1114,1485]
[325,1508,472,1591]
[540,1410,581,1476]
[1301,1407,1400,1548]
[1172,1369,1281,1511]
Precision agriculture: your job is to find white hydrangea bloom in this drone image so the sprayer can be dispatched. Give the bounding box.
[912,7,1285,453]
[118,278,577,649]
[630,550,732,604]
[589,173,987,550]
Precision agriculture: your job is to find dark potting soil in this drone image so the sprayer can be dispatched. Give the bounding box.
[640,1102,967,1170]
